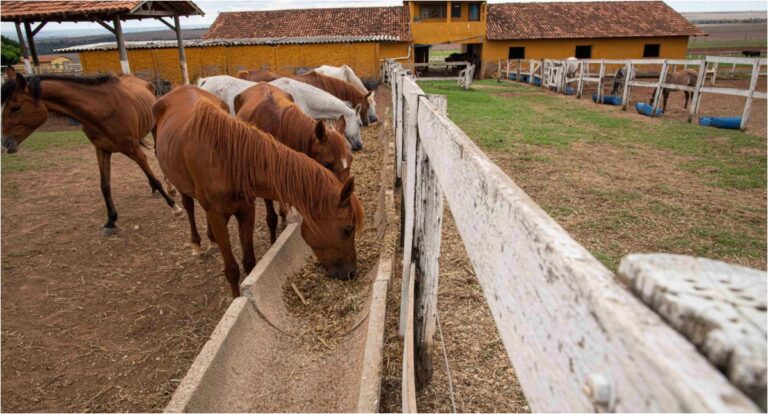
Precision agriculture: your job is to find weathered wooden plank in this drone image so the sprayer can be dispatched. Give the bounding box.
[618,253,766,410]
[399,78,420,336]
[414,94,758,412]
[707,56,768,65]
[741,60,761,130]
[621,60,633,110]
[394,70,404,180]
[650,60,669,117]
[401,265,417,413]
[413,94,446,389]
[688,60,708,122]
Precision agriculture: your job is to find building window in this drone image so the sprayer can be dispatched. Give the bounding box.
[421,3,446,19]
[643,44,660,58]
[451,3,461,18]
[508,47,525,59]
[575,45,592,59]
[469,3,480,21]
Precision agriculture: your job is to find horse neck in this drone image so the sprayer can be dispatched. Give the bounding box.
[329,78,361,103]
[278,105,316,155]
[37,80,115,123]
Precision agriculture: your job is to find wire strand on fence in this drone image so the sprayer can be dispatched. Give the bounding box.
[437,310,457,414]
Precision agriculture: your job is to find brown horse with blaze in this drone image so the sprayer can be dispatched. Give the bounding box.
[234,82,352,244]
[0,68,179,236]
[153,86,363,297]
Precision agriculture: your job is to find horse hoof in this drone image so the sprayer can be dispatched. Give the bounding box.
[152,190,162,198]
[102,226,117,237]
[191,243,204,257]
[168,188,178,197]
[172,205,184,217]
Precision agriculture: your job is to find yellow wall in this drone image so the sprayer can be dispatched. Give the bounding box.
[481,36,690,77]
[79,42,410,85]
[409,1,486,44]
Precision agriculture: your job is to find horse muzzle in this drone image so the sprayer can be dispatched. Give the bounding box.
[2,136,18,154]
[327,265,357,281]
[368,114,379,124]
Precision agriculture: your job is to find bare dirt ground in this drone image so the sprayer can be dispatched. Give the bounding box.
[581,78,768,137]
[2,143,269,411]
[376,89,528,413]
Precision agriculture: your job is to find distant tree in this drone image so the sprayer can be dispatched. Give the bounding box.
[1,35,22,66]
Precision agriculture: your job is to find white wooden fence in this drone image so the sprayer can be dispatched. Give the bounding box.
[383,59,764,412]
[499,57,767,130]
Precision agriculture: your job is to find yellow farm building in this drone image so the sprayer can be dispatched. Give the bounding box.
[60,1,703,84]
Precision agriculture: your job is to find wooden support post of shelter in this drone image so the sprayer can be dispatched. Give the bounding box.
[1,1,203,85]
[13,22,32,74]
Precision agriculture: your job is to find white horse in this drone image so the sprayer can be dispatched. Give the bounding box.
[314,64,378,124]
[565,57,579,78]
[197,75,363,150]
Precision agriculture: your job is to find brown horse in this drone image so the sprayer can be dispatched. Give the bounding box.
[242,69,373,126]
[650,69,698,112]
[153,86,363,297]
[234,82,352,244]
[1,68,178,236]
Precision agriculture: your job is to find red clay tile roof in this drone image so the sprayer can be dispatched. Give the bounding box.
[203,6,412,42]
[487,1,704,40]
[0,1,202,21]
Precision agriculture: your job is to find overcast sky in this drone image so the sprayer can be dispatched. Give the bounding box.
[1,0,766,34]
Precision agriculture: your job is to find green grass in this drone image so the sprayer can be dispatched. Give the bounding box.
[418,79,766,190]
[2,130,89,173]
[688,38,767,49]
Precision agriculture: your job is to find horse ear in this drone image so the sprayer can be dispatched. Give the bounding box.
[233,93,244,114]
[338,176,355,208]
[354,104,361,116]
[336,116,346,132]
[338,167,350,183]
[237,70,249,80]
[315,120,326,142]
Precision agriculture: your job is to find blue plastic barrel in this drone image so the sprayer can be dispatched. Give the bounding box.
[564,86,576,95]
[591,93,622,105]
[520,74,530,83]
[508,73,517,80]
[699,116,741,129]
[635,102,663,116]
[533,78,542,86]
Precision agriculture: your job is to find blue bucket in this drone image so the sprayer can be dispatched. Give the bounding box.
[592,93,622,105]
[699,116,741,129]
[508,73,517,80]
[635,102,663,116]
[564,86,576,95]
[533,78,542,86]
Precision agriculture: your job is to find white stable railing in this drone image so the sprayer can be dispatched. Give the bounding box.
[383,59,764,413]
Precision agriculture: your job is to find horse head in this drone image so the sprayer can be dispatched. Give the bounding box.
[300,173,363,280]
[309,120,353,178]
[1,68,48,154]
[365,90,378,124]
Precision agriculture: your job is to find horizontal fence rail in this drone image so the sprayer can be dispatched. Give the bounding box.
[498,57,767,130]
[382,59,763,413]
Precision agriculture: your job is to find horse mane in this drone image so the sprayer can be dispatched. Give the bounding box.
[2,73,117,103]
[310,72,364,104]
[188,98,363,232]
[279,105,349,166]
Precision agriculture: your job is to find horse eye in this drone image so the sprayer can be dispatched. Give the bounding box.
[342,225,353,237]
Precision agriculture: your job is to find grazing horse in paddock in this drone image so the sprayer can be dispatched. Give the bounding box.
[243,69,374,127]
[315,64,378,123]
[199,75,364,150]
[153,86,363,297]
[610,67,636,96]
[650,69,698,112]
[235,83,352,244]
[1,69,178,236]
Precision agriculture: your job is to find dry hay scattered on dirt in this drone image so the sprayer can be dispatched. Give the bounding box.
[282,120,386,351]
[2,140,269,412]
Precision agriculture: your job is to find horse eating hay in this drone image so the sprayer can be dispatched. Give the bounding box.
[153,86,363,297]
[1,68,179,236]
[314,64,378,124]
[650,69,698,112]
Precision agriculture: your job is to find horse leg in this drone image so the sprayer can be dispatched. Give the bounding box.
[662,89,669,112]
[265,199,278,244]
[236,206,257,274]
[126,147,181,215]
[206,217,219,255]
[96,149,118,236]
[206,212,241,298]
[684,91,690,109]
[181,194,203,256]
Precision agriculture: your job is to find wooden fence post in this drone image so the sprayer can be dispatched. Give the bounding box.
[596,60,606,103]
[577,61,586,98]
[711,61,719,85]
[740,58,760,130]
[402,265,417,413]
[395,71,407,183]
[516,59,521,82]
[399,78,420,336]
[650,60,669,117]
[621,60,633,111]
[529,60,535,85]
[413,94,446,390]
[688,59,707,123]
